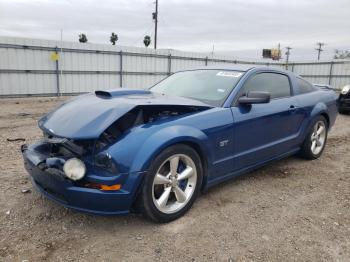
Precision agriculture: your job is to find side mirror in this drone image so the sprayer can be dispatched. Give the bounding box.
[238,91,270,105]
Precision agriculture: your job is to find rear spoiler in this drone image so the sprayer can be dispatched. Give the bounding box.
[313,84,334,90]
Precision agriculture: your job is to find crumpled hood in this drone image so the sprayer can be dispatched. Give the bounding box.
[38,89,211,140]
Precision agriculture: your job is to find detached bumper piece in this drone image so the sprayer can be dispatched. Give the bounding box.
[22,141,144,215]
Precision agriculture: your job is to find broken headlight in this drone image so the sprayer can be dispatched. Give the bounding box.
[63,158,86,181]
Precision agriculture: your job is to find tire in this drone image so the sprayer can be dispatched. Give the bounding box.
[299,115,328,160]
[138,144,203,223]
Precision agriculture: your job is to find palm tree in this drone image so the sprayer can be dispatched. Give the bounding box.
[143,35,151,47]
[79,34,88,43]
[110,32,118,45]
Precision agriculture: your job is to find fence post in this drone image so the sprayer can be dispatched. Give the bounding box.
[205,56,208,66]
[54,46,60,96]
[168,54,172,75]
[291,64,295,72]
[119,51,123,87]
[328,61,334,86]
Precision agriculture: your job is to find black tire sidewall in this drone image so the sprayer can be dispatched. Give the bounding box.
[140,144,203,223]
[301,115,328,159]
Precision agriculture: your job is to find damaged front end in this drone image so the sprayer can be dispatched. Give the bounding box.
[21,89,212,214]
[21,135,92,181]
[21,134,143,215]
[21,125,124,187]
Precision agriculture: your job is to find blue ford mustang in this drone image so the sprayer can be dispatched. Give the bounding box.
[22,66,338,222]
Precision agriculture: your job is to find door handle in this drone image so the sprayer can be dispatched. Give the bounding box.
[289,105,298,113]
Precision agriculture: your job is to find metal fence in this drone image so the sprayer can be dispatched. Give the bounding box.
[0,36,350,96]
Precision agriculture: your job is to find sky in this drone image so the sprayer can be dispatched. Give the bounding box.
[0,0,349,61]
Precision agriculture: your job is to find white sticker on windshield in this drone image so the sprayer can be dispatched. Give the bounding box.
[216,71,242,78]
[217,88,226,93]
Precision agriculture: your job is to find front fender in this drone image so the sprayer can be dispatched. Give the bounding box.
[130,125,211,173]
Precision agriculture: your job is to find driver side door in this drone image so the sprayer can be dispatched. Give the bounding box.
[230,72,303,172]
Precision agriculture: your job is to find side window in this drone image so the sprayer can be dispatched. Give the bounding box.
[297,77,316,94]
[241,73,291,99]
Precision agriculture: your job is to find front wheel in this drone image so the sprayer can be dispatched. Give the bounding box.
[299,116,328,160]
[138,144,203,223]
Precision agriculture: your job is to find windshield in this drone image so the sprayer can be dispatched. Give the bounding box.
[150,70,244,106]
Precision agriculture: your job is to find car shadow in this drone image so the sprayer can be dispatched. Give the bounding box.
[35,154,304,229]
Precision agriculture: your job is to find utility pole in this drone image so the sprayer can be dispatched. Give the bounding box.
[285,46,292,65]
[315,42,325,60]
[152,0,158,49]
[277,43,281,61]
[59,29,63,96]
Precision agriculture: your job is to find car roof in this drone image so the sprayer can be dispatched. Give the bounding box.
[184,64,287,73]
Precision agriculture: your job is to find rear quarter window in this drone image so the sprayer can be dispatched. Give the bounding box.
[297,78,316,94]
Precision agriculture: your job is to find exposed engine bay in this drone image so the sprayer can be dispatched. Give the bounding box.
[36,105,208,158]
[35,135,93,160]
[97,105,207,150]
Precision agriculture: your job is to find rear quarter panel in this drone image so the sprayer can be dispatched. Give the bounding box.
[294,88,338,143]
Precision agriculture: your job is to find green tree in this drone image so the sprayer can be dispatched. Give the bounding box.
[143,35,151,48]
[110,32,118,45]
[79,34,88,43]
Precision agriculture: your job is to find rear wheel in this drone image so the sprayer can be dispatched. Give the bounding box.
[300,116,328,159]
[138,144,203,223]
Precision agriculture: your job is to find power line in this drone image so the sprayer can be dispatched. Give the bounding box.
[315,42,325,61]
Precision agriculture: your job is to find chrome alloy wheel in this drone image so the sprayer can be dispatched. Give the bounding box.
[152,154,197,214]
[310,121,326,155]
